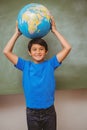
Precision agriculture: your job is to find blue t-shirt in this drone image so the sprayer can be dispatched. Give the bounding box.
[15,55,61,109]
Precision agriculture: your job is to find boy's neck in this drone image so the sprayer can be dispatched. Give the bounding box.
[32,59,45,64]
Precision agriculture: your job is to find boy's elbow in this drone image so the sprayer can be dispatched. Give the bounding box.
[3,48,6,54]
[67,45,72,53]
[69,46,72,51]
[3,48,8,56]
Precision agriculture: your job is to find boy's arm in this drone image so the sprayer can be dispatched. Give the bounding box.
[51,16,72,63]
[3,22,22,65]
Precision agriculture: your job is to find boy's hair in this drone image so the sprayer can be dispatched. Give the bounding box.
[28,38,48,52]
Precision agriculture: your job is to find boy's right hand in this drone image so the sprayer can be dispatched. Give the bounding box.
[15,21,22,36]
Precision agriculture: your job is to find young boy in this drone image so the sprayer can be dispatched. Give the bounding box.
[3,16,71,130]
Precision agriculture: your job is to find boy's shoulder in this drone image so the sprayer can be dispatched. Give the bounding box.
[48,55,62,69]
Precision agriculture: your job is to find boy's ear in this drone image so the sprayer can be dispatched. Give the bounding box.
[28,51,31,56]
[46,51,48,55]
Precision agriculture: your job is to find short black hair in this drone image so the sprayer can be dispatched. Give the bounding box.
[28,38,48,52]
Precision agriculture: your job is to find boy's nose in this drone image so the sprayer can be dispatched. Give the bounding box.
[37,50,40,53]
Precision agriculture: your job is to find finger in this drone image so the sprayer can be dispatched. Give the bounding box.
[16,20,18,26]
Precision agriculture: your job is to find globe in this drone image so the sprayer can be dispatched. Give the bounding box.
[17,3,51,39]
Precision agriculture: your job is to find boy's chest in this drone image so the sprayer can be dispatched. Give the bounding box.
[23,62,54,80]
[29,65,46,77]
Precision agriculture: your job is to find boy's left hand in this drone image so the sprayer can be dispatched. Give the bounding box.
[15,21,22,36]
[50,15,57,33]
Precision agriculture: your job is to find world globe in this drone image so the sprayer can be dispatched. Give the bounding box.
[17,3,51,39]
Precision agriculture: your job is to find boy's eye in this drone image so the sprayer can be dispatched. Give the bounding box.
[32,48,37,51]
[32,48,44,51]
[40,48,44,50]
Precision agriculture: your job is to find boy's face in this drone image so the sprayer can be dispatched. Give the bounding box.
[28,44,48,63]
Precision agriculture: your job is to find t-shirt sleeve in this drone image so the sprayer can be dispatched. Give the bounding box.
[14,57,25,71]
[49,55,62,69]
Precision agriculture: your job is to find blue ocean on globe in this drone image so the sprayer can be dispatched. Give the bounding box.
[17,3,51,39]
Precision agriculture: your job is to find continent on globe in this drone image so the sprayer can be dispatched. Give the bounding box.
[17,3,51,39]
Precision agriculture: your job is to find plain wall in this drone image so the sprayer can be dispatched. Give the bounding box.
[0,89,87,130]
[1,0,87,95]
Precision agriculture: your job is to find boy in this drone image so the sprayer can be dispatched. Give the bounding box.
[3,16,71,130]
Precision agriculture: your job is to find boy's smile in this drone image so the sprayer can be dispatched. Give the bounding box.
[28,44,48,63]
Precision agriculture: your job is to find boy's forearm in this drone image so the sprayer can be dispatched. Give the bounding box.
[53,30,71,50]
[50,15,71,51]
[52,29,71,62]
[3,32,20,65]
[51,16,71,62]
[3,32,19,54]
